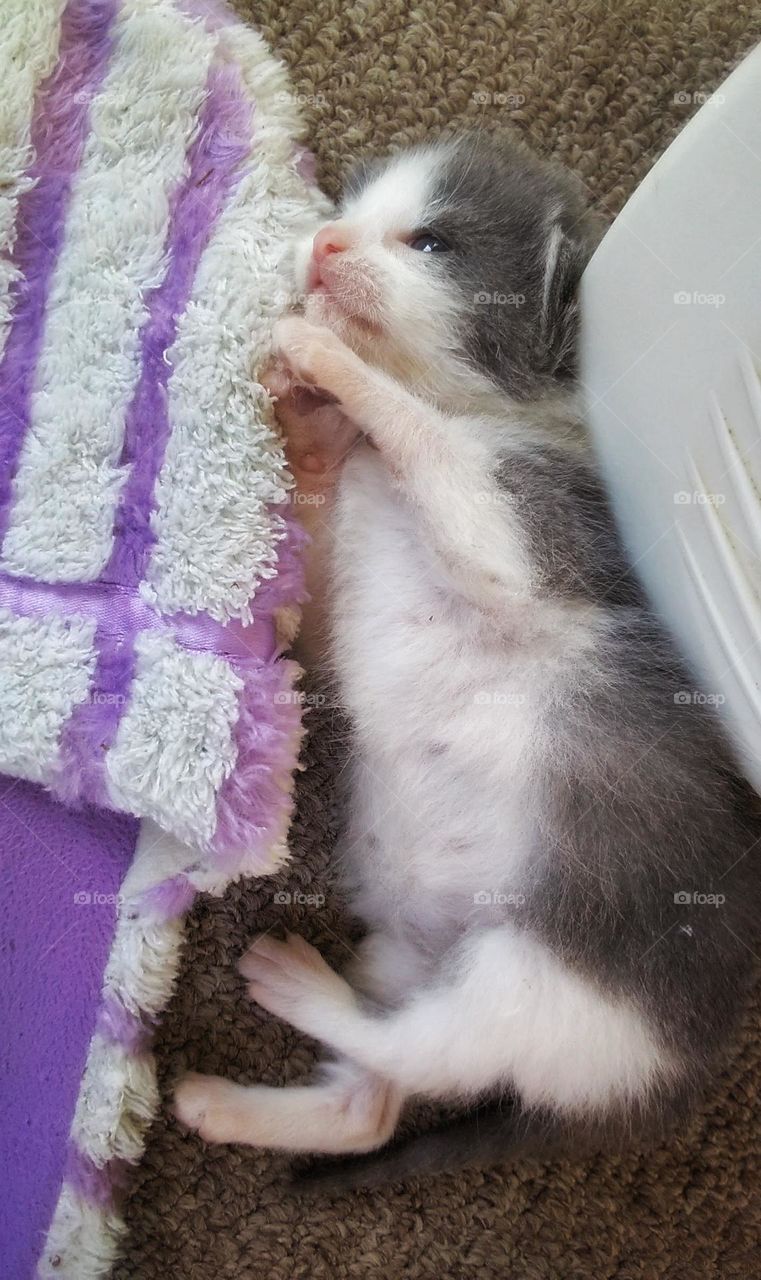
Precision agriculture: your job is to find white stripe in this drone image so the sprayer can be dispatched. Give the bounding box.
[71,1034,159,1164]
[1,0,216,582]
[0,608,96,783]
[37,1186,125,1280]
[0,0,67,361]
[105,630,242,847]
[143,21,331,621]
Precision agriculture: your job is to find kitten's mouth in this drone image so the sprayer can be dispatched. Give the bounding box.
[306,266,383,337]
[309,286,381,337]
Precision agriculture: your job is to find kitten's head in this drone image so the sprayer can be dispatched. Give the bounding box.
[295,133,600,405]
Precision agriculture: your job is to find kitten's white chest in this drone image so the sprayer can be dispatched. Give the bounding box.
[328,448,542,942]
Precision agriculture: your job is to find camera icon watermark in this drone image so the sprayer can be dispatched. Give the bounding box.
[473,889,526,906]
[273,690,327,707]
[673,490,725,505]
[275,90,328,108]
[474,290,526,307]
[673,690,725,707]
[292,492,327,507]
[674,890,726,907]
[474,490,517,507]
[473,690,527,706]
[673,89,725,108]
[673,290,725,307]
[472,89,526,108]
[73,890,124,906]
[273,889,326,908]
[272,289,311,310]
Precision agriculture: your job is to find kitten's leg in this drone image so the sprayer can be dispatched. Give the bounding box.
[274,316,535,612]
[240,929,671,1108]
[174,1060,402,1153]
[261,358,360,666]
[346,931,433,1007]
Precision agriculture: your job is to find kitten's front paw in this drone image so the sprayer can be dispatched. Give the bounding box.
[173,1072,249,1144]
[274,315,352,392]
[238,932,354,1038]
[259,353,294,400]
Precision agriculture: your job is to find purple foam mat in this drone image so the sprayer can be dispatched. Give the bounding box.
[0,775,139,1279]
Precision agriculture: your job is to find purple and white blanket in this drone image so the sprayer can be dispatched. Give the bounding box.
[0,1,327,1274]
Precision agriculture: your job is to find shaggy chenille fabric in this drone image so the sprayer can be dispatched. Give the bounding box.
[0,0,325,864]
[0,2,330,1276]
[117,4,761,1279]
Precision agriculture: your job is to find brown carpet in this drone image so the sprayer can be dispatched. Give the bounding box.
[115,3,761,1277]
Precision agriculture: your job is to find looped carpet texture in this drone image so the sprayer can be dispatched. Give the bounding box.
[115,3,761,1278]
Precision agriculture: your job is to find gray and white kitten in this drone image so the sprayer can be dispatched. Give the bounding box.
[175,134,761,1191]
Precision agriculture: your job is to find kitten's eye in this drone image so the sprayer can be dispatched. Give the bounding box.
[408,231,451,254]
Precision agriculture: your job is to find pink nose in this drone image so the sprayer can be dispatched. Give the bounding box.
[312,223,349,264]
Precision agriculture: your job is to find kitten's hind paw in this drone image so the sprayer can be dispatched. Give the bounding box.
[173,1072,251,1145]
[238,932,355,1040]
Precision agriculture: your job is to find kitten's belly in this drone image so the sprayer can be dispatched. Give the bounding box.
[338,750,537,948]
[330,449,539,941]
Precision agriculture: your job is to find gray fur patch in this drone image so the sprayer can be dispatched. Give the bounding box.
[526,614,761,1072]
[422,134,600,398]
[494,444,640,603]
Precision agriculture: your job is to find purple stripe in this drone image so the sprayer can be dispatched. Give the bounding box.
[1,563,277,811]
[0,0,118,550]
[248,501,309,616]
[64,1147,129,1209]
[97,995,152,1054]
[211,654,303,864]
[176,0,237,29]
[138,874,197,919]
[52,627,138,808]
[101,62,253,588]
[0,570,277,661]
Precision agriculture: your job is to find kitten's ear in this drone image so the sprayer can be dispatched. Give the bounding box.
[540,209,602,381]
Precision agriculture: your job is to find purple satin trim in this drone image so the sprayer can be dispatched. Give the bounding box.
[0,571,276,662]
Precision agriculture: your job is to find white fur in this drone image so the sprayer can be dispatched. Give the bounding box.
[343,148,438,237]
[0,609,96,782]
[238,929,673,1110]
[314,323,672,1115]
[2,0,215,583]
[541,214,564,322]
[175,1059,401,1153]
[177,163,675,1154]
